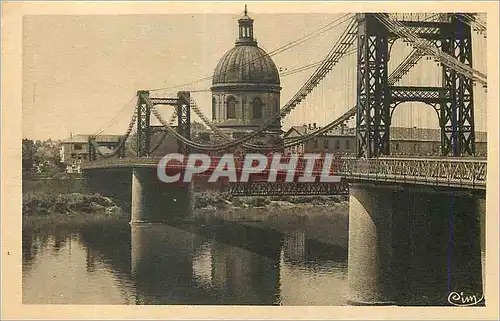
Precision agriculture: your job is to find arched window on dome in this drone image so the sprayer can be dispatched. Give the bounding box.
[226,96,236,119]
[212,97,216,120]
[252,97,263,119]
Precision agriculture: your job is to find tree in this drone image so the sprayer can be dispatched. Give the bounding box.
[23,138,65,175]
[22,139,36,172]
[191,121,207,137]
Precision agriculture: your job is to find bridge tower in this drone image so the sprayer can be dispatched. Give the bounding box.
[136,90,152,157]
[176,91,191,155]
[135,90,191,157]
[356,13,475,158]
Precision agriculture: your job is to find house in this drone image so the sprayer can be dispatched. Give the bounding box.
[59,134,122,173]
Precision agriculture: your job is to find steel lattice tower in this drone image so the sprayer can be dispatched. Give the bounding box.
[135,90,191,157]
[176,91,191,155]
[356,13,476,158]
[136,90,151,157]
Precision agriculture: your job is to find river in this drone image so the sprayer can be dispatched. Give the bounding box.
[22,218,348,305]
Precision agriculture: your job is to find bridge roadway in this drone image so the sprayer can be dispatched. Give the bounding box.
[81,156,487,190]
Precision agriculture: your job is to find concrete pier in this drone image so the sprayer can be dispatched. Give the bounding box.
[130,168,193,224]
[347,183,396,305]
[347,182,484,306]
[476,196,486,296]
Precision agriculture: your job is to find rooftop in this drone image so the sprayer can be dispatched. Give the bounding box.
[284,126,487,142]
[60,134,122,144]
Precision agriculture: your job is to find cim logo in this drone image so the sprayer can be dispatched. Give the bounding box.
[156,153,342,184]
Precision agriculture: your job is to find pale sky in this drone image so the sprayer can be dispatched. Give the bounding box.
[22,11,488,140]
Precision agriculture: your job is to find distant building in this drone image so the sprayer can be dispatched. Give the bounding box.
[390,127,487,156]
[59,134,122,173]
[283,123,355,154]
[284,125,487,156]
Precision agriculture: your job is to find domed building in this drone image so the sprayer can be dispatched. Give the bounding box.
[211,6,283,148]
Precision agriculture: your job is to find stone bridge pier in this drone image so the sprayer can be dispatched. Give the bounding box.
[130,168,194,224]
[83,167,194,224]
[347,182,485,306]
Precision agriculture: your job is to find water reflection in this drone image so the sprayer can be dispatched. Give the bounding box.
[23,220,349,305]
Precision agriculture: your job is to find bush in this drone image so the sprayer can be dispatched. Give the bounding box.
[195,197,209,209]
[231,198,244,207]
[245,197,270,207]
[311,198,324,206]
[22,192,120,216]
[195,191,232,209]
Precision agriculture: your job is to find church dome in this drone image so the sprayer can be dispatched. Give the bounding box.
[212,6,280,89]
[212,46,280,86]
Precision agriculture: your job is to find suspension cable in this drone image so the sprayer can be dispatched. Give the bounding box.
[457,13,486,35]
[92,95,136,136]
[141,19,359,151]
[376,14,487,86]
[148,14,354,92]
[90,107,138,158]
[280,17,358,118]
[148,111,178,154]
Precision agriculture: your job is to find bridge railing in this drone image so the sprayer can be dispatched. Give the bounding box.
[336,157,487,189]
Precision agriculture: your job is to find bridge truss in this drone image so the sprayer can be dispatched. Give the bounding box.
[357,13,483,158]
[224,181,349,196]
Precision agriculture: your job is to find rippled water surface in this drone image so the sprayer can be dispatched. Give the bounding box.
[22,220,348,305]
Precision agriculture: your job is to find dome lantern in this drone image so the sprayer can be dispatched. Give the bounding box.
[236,4,257,46]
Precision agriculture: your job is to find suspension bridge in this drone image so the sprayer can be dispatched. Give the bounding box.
[81,12,488,306]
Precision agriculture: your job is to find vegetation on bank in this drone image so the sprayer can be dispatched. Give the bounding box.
[22,191,127,229]
[194,191,348,209]
[23,190,347,217]
[22,176,348,232]
[23,192,122,217]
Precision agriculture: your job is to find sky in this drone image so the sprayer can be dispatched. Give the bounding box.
[22,9,488,140]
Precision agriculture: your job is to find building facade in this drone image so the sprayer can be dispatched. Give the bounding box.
[284,124,356,155]
[211,7,282,147]
[60,134,122,172]
[389,128,488,156]
[284,125,488,156]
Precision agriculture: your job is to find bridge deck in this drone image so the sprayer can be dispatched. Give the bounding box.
[82,156,487,190]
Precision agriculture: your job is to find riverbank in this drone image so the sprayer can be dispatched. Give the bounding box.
[22,187,349,248]
[23,211,127,230]
[22,192,126,229]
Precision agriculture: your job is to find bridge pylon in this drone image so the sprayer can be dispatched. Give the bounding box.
[88,136,97,161]
[135,90,191,157]
[356,13,476,158]
[136,90,152,157]
[176,91,191,155]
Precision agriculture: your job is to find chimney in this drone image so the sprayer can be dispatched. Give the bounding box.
[308,123,312,129]
[313,123,317,129]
